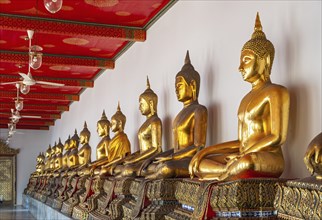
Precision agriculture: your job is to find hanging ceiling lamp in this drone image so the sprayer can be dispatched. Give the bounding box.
[44,0,63,14]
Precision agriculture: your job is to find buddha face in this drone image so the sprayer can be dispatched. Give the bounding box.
[139,97,151,116]
[239,49,266,83]
[64,141,69,151]
[97,122,107,137]
[56,146,62,154]
[175,76,193,102]
[111,118,120,133]
[70,139,76,148]
[80,133,89,144]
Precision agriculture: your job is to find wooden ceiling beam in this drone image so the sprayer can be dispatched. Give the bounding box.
[0,119,54,126]
[0,51,114,69]
[0,103,69,111]
[0,112,61,119]
[0,124,49,130]
[0,74,93,88]
[0,91,79,101]
[0,14,146,42]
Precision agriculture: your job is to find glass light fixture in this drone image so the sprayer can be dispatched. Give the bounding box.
[44,0,63,14]
[29,45,43,70]
[15,99,24,111]
[20,84,30,95]
[8,123,16,131]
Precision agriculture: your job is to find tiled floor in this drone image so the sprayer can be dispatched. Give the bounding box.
[0,205,35,220]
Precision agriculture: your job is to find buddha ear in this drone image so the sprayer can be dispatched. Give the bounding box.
[265,54,271,68]
[149,100,155,115]
[190,80,197,101]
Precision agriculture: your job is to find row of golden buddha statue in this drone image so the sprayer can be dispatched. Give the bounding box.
[24,13,321,220]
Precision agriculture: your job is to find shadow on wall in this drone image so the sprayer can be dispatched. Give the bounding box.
[204,53,219,146]
[280,10,311,179]
[162,78,172,151]
[283,84,311,178]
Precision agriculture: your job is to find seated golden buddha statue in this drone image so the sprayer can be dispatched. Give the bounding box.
[76,121,92,175]
[57,135,70,176]
[113,77,162,177]
[67,130,80,175]
[96,111,111,161]
[32,152,45,177]
[50,143,57,173]
[189,13,290,181]
[96,103,131,176]
[53,139,64,173]
[78,111,111,176]
[304,132,322,180]
[142,51,208,180]
[44,144,52,172]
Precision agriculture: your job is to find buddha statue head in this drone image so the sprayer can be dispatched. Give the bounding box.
[97,110,110,137]
[70,129,80,149]
[51,142,57,157]
[56,138,64,155]
[111,102,126,133]
[175,51,200,104]
[45,144,52,160]
[64,135,71,151]
[240,13,274,83]
[139,76,158,116]
[36,152,44,164]
[80,121,91,145]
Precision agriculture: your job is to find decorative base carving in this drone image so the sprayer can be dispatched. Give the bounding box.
[274,177,322,220]
[88,178,116,220]
[165,179,215,220]
[107,178,134,219]
[61,175,87,216]
[210,178,283,219]
[52,197,65,210]
[139,179,179,220]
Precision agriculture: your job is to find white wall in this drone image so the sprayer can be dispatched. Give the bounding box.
[5,1,321,205]
[0,129,50,205]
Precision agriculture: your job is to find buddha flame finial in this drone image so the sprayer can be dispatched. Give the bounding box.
[185,50,191,65]
[117,101,121,112]
[101,110,107,120]
[146,76,150,89]
[59,138,62,144]
[84,121,87,128]
[254,12,262,32]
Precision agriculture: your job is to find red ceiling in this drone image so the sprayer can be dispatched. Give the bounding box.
[0,0,176,130]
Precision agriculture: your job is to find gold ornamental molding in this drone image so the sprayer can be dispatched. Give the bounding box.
[0,139,19,156]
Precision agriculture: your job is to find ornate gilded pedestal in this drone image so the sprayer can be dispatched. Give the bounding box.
[139,179,179,220]
[210,178,282,219]
[106,177,135,219]
[33,176,49,200]
[61,175,87,216]
[24,177,39,196]
[275,177,322,220]
[52,175,73,209]
[121,178,151,219]
[45,175,63,206]
[164,179,215,220]
[39,175,56,203]
[72,176,104,220]
[88,177,116,220]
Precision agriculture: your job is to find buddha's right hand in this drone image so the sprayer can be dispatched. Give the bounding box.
[304,144,321,175]
[189,150,205,178]
[138,159,152,176]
